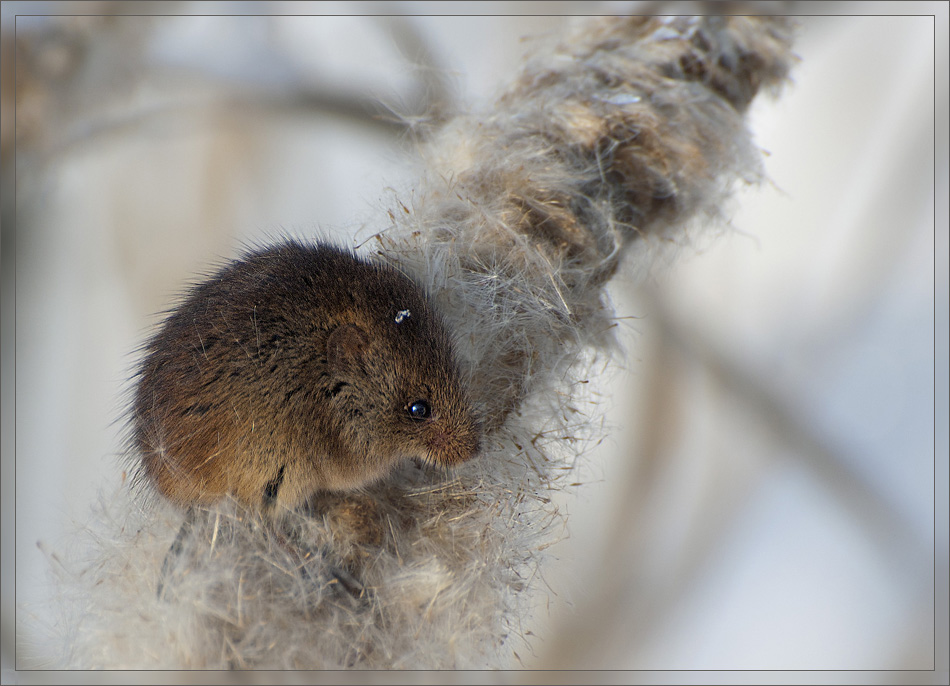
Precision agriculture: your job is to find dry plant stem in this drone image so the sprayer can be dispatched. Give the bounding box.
[61,16,795,669]
[380,16,795,431]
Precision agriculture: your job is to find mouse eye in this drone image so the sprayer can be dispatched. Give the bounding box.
[407,399,431,421]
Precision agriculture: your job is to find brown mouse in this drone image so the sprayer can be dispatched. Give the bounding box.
[131,239,481,511]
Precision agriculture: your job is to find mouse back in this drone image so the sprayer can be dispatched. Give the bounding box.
[132,240,480,509]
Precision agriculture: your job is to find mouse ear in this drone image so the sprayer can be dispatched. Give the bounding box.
[327,323,369,373]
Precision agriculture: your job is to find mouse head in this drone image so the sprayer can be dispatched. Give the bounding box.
[324,262,481,476]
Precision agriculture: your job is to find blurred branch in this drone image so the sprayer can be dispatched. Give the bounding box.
[535,314,766,669]
[644,285,931,580]
[13,13,433,186]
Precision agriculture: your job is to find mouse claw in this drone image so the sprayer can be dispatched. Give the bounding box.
[326,564,367,601]
[155,505,372,610]
[156,507,197,601]
[273,523,372,606]
[287,540,370,605]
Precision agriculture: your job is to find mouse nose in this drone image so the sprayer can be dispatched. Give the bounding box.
[425,422,480,465]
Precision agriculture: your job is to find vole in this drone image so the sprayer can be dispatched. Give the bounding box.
[131,239,481,512]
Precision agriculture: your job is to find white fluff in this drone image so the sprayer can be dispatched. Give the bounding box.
[48,15,795,669]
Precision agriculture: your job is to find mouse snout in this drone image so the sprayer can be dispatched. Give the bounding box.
[424,420,480,467]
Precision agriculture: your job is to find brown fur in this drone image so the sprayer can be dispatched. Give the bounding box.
[132,240,480,509]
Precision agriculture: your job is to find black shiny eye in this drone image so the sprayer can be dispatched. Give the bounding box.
[407,399,431,421]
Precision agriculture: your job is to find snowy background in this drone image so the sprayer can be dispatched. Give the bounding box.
[3,2,947,682]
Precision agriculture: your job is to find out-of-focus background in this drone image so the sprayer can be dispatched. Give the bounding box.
[3,2,947,682]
